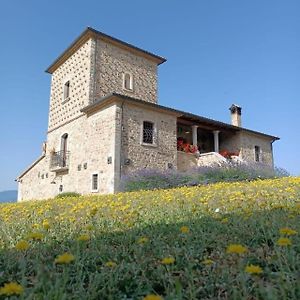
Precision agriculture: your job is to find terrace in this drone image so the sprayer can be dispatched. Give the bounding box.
[176,116,241,171]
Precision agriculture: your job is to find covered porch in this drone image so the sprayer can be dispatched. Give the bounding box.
[176,115,241,171]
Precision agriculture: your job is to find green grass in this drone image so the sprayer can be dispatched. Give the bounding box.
[0,177,299,299]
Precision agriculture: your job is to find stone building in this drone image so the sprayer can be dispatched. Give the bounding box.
[17,27,279,201]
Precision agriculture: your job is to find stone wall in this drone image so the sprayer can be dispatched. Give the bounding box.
[48,39,93,131]
[121,103,177,174]
[239,132,274,166]
[219,131,274,167]
[18,104,118,201]
[92,39,158,103]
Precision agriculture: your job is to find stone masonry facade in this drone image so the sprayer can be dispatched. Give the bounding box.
[17,28,278,201]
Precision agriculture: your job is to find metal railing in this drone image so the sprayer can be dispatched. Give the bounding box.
[50,151,70,170]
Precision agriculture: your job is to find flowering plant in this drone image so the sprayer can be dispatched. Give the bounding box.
[177,139,198,154]
[219,150,239,159]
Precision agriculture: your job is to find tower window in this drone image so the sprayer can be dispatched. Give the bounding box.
[63,81,70,100]
[123,73,133,91]
[254,146,261,162]
[142,121,154,144]
[91,173,99,192]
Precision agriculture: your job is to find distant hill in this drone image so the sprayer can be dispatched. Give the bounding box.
[0,190,17,203]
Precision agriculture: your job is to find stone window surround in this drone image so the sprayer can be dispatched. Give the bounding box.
[140,120,158,147]
[91,172,99,192]
[122,72,134,92]
[254,145,262,162]
[62,75,72,104]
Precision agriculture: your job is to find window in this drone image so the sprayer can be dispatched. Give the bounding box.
[61,133,68,167]
[254,146,261,162]
[63,81,70,101]
[123,73,133,91]
[143,121,154,144]
[92,173,99,192]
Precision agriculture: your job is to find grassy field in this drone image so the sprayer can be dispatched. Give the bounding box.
[0,177,299,299]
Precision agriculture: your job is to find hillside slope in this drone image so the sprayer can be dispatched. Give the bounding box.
[0,177,299,299]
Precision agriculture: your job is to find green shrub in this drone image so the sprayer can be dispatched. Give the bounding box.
[55,192,81,199]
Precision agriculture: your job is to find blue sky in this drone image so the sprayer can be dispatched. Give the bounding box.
[0,0,299,191]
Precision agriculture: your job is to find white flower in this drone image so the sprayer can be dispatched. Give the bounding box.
[215,208,220,213]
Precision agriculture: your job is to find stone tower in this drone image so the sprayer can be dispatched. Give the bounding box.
[46,27,166,132]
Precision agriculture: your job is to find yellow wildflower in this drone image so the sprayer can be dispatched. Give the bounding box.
[77,234,90,242]
[180,226,190,233]
[226,244,248,254]
[105,261,117,268]
[161,257,175,265]
[277,237,292,246]
[42,220,50,229]
[202,259,214,265]
[54,252,75,264]
[0,282,23,296]
[279,228,297,236]
[15,240,30,251]
[137,236,149,244]
[143,295,163,300]
[26,232,44,241]
[85,224,94,231]
[245,264,263,275]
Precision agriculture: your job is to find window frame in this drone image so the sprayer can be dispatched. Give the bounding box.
[122,72,133,92]
[91,172,99,192]
[63,80,71,103]
[254,145,261,162]
[141,120,157,147]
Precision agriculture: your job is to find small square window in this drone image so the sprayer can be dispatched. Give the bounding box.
[83,163,87,169]
[92,173,98,192]
[78,164,82,171]
[143,121,154,144]
[59,185,63,193]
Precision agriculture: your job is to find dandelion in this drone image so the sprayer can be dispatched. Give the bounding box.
[279,228,297,236]
[26,232,44,241]
[180,226,190,233]
[15,240,30,251]
[277,237,292,246]
[54,252,75,264]
[0,282,23,296]
[226,244,248,254]
[137,236,149,244]
[42,220,50,229]
[85,224,94,231]
[245,264,263,275]
[202,259,214,265]
[105,261,117,268]
[143,295,163,300]
[76,234,90,242]
[161,257,175,265]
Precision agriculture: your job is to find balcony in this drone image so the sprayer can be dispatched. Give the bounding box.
[50,151,70,172]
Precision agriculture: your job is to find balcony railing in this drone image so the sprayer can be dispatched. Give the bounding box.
[50,150,70,171]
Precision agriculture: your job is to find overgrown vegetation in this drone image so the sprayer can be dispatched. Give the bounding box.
[0,177,299,299]
[54,192,81,199]
[121,163,289,192]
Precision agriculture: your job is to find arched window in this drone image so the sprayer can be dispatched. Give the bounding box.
[123,73,133,91]
[61,133,68,167]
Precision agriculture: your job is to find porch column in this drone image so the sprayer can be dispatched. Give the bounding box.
[192,125,198,146]
[213,130,220,153]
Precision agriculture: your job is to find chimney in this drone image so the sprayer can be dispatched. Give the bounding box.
[229,104,242,127]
